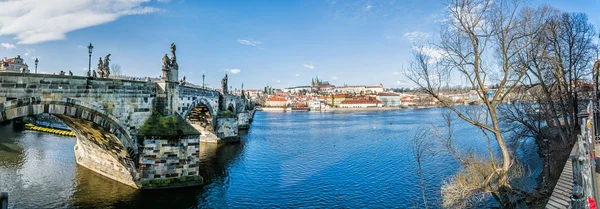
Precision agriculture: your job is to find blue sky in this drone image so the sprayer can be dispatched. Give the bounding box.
[0,0,598,90]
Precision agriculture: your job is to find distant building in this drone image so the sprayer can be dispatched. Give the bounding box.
[0,55,29,72]
[283,86,312,94]
[265,96,288,107]
[245,90,264,103]
[327,94,349,107]
[365,84,384,94]
[376,92,400,107]
[336,85,366,94]
[308,98,323,111]
[401,96,416,106]
[339,99,382,108]
[311,76,335,92]
[335,83,384,95]
[311,76,330,86]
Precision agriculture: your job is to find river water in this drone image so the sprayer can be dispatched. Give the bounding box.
[0,108,542,208]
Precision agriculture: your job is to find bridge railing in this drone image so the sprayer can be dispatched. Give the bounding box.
[109,75,160,82]
[570,101,599,208]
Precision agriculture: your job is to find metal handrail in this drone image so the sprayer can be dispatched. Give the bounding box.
[570,102,600,208]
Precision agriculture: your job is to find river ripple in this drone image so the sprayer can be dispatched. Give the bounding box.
[0,108,541,208]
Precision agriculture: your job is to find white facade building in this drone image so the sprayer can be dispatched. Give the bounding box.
[283,86,312,94]
[0,56,29,72]
[376,92,401,107]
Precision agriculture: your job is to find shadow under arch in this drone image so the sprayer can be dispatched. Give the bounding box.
[227,103,235,113]
[182,97,218,132]
[0,96,139,188]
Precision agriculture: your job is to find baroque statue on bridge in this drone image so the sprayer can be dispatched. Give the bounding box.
[97,57,103,77]
[162,54,171,80]
[221,74,228,95]
[161,43,179,82]
[97,54,111,78]
[103,54,111,78]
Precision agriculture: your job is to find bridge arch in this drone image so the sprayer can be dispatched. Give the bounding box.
[0,96,139,187]
[182,97,218,132]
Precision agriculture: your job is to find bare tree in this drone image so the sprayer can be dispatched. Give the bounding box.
[498,7,597,202]
[405,0,543,207]
[409,128,438,209]
[111,64,122,76]
[500,8,597,154]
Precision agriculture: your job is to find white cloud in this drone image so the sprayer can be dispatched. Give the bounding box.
[0,0,162,44]
[237,39,262,47]
[392,72,400,75]
[24,48,35,56]
[77,45,85,49]
[396,80,411,86]
[1,43,16,49]
[403,31,431,42]
[224,68,241,74]
[364,3,373,11]
[412,46,444,64]
[276,80,281,83]
[331,76,338,80]
[303,64,315,70]
[295,73,300,76]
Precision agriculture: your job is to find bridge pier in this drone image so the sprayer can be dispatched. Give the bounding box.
[60,116,139,188]
[136,136,203,189]
[0,70,255,189]
[237,112,251,129]
[216,117,239,143]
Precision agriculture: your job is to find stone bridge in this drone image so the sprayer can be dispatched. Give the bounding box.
[0,72,254,189]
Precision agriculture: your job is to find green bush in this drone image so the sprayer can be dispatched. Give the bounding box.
[139,112,200,137]
[217,111,237,118]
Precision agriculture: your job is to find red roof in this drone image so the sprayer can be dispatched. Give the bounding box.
[295,103,308,107]
[267,97,287,102]
[338,85,365,88]
[318,84,335,88]
[331,94,348,98]
[340,99,382,104]
[377,92,399,96]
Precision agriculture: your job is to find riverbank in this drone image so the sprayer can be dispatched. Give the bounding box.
[260,105,441,113]
[327,106,439,112]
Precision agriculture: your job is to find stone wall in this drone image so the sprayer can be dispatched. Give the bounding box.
[0,72,253,189]
[237,112,250,129]
[137,135,203,189]
[0,72,155,147]
[216,117,239,143]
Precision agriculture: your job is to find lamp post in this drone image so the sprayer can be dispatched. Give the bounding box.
[34,58,38,74]
[202,74,205,89]
[87,43,93,77]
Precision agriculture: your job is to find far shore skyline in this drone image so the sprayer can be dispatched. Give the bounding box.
[0,0,598,90]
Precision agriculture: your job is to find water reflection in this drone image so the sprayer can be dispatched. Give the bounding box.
[0,110,543,208]
[69,165,138,208]
[0,124,25,167]
[0,121,247,209]
[0,142,23,167]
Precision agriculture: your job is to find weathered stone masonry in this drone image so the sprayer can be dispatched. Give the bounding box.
[0,72,254,189]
